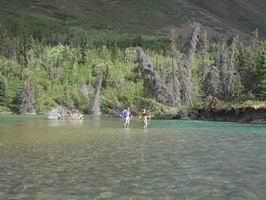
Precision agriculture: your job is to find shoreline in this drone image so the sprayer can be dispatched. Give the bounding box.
[1,107,266,124]
[184,107,266,124]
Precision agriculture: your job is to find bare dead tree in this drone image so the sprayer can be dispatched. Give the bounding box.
[207,38,228,99]
[80,83,89,97]
[170,41,182,107]
[19,82,36,114]
[205,35,239,99]
[136,48,179,107]
[200,30,209,82]
[88,73,102,116]
[204,63,221,98]
[252,28,259,50]
[180,23,201,105]
[226,35,239,96]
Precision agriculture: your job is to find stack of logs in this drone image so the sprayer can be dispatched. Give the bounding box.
[48,107,84,120]
[56,109,84,120]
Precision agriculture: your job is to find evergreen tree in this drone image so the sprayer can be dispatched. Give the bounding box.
[133,35,143,47]
[255,48,266,99]
[236,44,256,94]
[17,33,32,69]
[232,73,244,100]
[110,43,119,64]
[0,73,6,106]
[64,31,72,46]
[79,36,88,65]
[102,65,110,88]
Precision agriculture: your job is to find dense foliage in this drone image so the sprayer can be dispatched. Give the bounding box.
[0,23,265,116]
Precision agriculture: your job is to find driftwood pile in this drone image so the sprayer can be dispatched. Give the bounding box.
[48,107,84,120]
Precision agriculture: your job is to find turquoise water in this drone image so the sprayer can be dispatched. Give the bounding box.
[0,115,266,200]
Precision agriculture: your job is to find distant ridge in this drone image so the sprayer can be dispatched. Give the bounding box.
[1,0,266,37]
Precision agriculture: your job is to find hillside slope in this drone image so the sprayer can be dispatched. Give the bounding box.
[1,0,266,37]
[190,0,266,36]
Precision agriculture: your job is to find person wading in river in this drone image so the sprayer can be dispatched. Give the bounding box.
[121,107,132,128]
[207,96,217,120]
[142,108,150,129]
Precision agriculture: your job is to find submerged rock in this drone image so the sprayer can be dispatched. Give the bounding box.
[48,106,84,120]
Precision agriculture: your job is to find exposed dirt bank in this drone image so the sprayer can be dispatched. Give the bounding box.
[184,107,266,124]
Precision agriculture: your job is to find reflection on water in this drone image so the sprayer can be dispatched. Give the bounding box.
[48,119,84,128]
[0,115,266,200]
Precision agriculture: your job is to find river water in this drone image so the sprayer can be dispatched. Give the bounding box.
[0,115,266,200]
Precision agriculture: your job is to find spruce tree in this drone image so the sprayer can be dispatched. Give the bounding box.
[17,33,32,71]
[0,74,6,106]
[232,74,244,100]
[79,36,88,65]
[236,44,256,94]
[133,35,143,47]
[255,48,266,99]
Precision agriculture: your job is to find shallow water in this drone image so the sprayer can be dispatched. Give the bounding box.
[0,115,266,200]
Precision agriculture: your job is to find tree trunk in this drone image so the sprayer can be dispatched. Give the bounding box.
[19,82,36,114]
[180,23,201,105]
[88,73,102,116]
[136,48,180,107]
